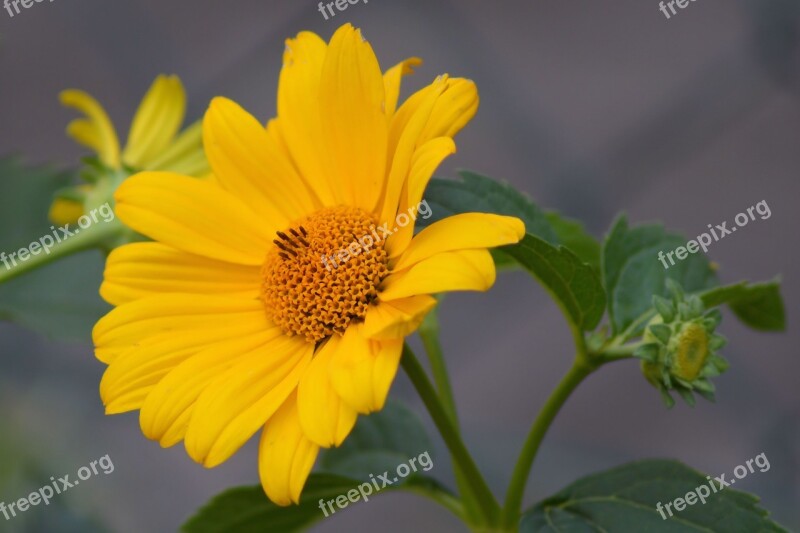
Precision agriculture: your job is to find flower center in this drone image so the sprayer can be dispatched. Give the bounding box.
[261,206,389,343]
[672,322,709,381]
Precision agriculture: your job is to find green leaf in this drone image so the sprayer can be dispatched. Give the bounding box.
[0,157,109,341]
[0,252,110,342]
[421,170,560,244]
[320,400,434,480]
[181,475,356,533]
[521,459,786,532]
[602,216,718,335]
[182,475,458,533]
[184,404,454,533]
[501,234,606,331]
[0,156,74,250]
[700,281,785,332]
[544,211,601,271]
[0,426,111,532]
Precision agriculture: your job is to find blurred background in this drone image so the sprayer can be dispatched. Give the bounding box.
[0,0,798,531]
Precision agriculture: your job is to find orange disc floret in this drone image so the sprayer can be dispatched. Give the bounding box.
[261,206,389,342]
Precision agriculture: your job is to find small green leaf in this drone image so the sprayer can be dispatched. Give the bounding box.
[521,459,786,532]
[320,401,433,480]
[602,216,718,335]
[700,281,785,331]
[501,234,606,331]
[181,475,356,533]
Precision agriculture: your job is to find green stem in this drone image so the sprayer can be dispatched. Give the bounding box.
[500,359,595,528]
[403,483,466,522]
[401,344,500,525]
[0,221,121,284]
[419,312,485,527]
[607,310,656,348]
[594,342,642,362]
[419,314,459,424]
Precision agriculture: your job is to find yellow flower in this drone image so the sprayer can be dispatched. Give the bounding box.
[50,74,210,224]
[93,24,524,506]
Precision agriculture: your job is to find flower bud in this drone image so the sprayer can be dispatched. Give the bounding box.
[635,281,728,408]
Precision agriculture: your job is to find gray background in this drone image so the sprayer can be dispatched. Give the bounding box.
[0,0,798,531]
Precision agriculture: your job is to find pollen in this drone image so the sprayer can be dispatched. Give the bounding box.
[261,206,389,343]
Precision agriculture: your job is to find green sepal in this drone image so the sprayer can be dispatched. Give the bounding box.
[677,387,696,407]
[78,156,106,183]
[709,334,727,351]
[652,295,675,322]
[52,186,86,203]
[648,324,672,345]
[633,343,660,362]
[695,387,717,403]
[659,388,676,408]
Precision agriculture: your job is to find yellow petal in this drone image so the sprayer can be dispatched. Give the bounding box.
[385,136,456,257]
[384,78,477,211]
[329,324,403,414]
[101,242,261,306]
[100,320,270,414]
[203,97,316,224]
[419,78,479,141]
[48,198,84,225]
[379,249,496,300]
[122,75,187,169]
[392,213,525,271]
[140,327,284,447]
[296,336,358,447]
[363,295,437,340]
[184,336,313,468]
[114,171,273,265]
[379,80,449,226]
[277,31,338,207]
[143,121,210,177]
[259,393,319,506]
[93,294,269,364]
[405,137,457,212]
[60,89,121,168]
[265,118,293,162]
[319,23,388,211]
[383,57,422,118]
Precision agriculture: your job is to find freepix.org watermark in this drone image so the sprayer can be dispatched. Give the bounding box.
[658,0,699,20]
[321,200,433,271]
[4,0,57,19]
[317,0,368,21]
[318,451,433,517]
[658,200,771,270]
[1,202,115,272]
[656,452,770,520]
[1,454,114,522]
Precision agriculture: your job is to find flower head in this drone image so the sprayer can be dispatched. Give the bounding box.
[637,280,728,407]
[93,24,524,505]
[51,75,209,227]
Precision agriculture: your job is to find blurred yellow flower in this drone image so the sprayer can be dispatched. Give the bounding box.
[51,74,209,224]
[93,24,524,506]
